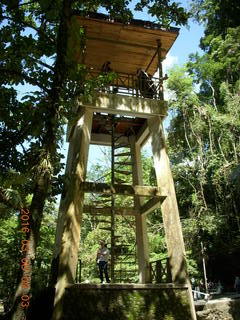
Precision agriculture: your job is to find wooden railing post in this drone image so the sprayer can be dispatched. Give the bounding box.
[85,69,166,100]
[156,260,162,283]
[166,257,172,283]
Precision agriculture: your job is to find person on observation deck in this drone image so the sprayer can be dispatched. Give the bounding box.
[101,61,112,73]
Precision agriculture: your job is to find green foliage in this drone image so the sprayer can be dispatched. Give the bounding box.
[134,0,189,26]
[32,203,57,291]
[190,0,240,50]
[0,202,56,311]
[187,27,240,105]
[148,232,166,261]
[166,4,240,280]
[0,214,20,308]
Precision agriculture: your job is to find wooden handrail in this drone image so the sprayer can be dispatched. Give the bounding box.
[149,257,169,264]
[84,69,166,100]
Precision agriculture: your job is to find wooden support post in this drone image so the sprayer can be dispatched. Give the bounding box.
[130,136,151,283]
[157,39,164,100]
[147,116,196,319]
[52,107,93,320]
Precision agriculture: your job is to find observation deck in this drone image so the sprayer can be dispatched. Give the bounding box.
[68,12,179,144]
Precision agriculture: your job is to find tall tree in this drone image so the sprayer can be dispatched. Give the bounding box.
[166,0,240,283]
[190,0,240,50]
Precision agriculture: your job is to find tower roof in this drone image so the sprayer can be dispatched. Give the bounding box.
[71,13,179,76]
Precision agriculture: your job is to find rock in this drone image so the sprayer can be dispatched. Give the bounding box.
[196,297,240,320]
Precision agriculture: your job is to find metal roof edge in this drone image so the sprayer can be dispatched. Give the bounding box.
[72,10,180,34]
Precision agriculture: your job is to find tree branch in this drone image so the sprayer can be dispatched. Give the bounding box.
[0,67,51,94]
[28,56,54,71]
[5,1,36,9]
[18,1,36,7]
[208,81,218,111]
[1,15,55,45]
[0,188,21,211]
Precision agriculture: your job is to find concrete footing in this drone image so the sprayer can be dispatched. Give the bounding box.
[61,283,193,320]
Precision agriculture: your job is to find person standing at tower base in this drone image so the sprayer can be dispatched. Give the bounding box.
[96,240,110,284]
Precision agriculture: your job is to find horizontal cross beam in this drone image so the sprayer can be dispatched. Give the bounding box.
[81,181,165,198]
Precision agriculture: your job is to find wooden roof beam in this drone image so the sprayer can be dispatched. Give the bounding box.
[87,36,160,51]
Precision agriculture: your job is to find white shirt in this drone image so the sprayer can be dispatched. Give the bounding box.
[97,247,110,262]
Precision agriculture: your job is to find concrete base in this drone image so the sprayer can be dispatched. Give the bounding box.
[196,296,240,320]
[61,283,193,320]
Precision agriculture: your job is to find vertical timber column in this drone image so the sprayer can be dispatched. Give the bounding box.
[157,40,164,101]
[130,136,150,283]
[148,116,196,320]
[52,107,93,320]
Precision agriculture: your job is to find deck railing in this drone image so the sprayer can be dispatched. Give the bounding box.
[75,258,172,284]
[86,70,166,100]
[149,257,172,283]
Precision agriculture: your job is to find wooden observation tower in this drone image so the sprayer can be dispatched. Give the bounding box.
[52,13,196,320]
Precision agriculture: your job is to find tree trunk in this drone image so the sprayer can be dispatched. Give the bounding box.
[11,174,50,320]
[9,1,72,319]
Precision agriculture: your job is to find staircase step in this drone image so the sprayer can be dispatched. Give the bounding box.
[114,152,131,157]
[115,270,137,273]
[93,199,111,204]
[116,253,136,256]
[115,244,131,248]
[114,144,130,149]
[99,227,112,231]
[97,220,111,223]
[91,212,103,216]
[115,170,132,175]
[114,162,133,166]
[114,178,127,184]
[115,261,136,264]
[114,135,125,142]
[91,212,111,216]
